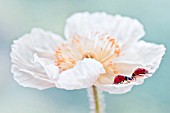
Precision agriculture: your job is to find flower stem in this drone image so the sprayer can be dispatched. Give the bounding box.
[92,85,100,113]
[87,85,105,113]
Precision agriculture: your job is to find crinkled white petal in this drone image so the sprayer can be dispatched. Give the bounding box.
[11,28,64,90]
[65,12,145,46]
[54,58,106,90]
[95,83,134,94]
[96,41,165,94]
[116,41,166,76]
[114,62,145,77]
[114,40,165,86]
[11,65,55,90]
[32,53,59,81]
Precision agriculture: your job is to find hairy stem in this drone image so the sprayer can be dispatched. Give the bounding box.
[87,85,105,113]
[92,85,100,113]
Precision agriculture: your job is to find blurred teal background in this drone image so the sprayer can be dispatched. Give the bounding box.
[0,0,169,113]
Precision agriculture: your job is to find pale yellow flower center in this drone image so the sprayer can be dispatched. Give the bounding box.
[55,33,121,83]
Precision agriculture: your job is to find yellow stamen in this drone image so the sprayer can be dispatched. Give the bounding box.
[55,34,122,75]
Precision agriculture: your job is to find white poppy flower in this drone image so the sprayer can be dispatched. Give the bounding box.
[11,12,166,94]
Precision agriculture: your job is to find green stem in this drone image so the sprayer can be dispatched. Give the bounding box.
[92,85,100,113]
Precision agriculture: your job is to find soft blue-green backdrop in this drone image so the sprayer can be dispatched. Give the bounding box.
[0,0,169,113]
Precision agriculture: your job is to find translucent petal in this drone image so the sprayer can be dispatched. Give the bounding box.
[55,58,106,90]
[65,12,145,46]
[11,28,64,89]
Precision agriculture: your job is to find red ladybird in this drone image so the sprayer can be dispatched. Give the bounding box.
[133,68,148,75]
[132,68,149,79]
[113,68,149,84]
[114,75,125,84]
[114,75,132,84]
